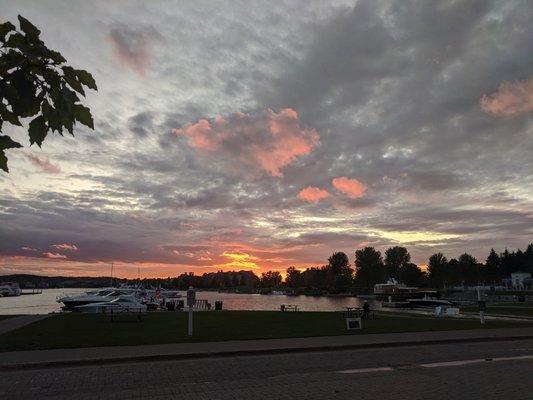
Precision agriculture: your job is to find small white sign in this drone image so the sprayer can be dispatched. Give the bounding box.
[187,287,196,307]
[346,317,362,330]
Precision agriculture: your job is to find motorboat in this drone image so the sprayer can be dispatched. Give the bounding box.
[58,286,182,310]
[407,296,453,309]
[0,282,21,297]
[57,288,137,310]
[74,295,148,313]
[374,279,419,300]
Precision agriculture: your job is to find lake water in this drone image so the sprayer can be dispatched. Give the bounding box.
[0,288,381,314]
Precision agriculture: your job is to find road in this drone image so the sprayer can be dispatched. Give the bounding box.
[1,339,532,399]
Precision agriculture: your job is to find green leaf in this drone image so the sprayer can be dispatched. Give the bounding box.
[0,21,15,41]
[0,152,8,172]
[48,49,66,64]
[73,104,94,129]
[0,135,22,150]
[18,15,41,39]
[0,103,22,126]
[74,69,97,90]
[10,70,38,117]
[4,32,24,48]
[28,115,47,146]
[0,135,22,173]
[62,67,85,96]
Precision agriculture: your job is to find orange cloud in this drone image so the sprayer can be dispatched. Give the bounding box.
[51,243,79,251]
[43,252,67,259]
[26,154,61,174]
[297,186,331,203]
[173,109,319,177]
[481,77,533,117]
[332,177,367,198]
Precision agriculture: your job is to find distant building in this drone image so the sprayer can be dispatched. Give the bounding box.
[510,272,532,289]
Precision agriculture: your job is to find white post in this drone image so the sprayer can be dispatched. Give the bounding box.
[477,286,485,325]
[188,306,193,336]
[187,286,196,336]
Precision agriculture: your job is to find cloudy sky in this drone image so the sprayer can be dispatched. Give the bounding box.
[1,0,532,278]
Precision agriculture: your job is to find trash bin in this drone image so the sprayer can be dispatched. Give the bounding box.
[215,301,223,310]
[166,301,175,311]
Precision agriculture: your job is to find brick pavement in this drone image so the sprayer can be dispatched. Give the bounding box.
[0,339,532,399]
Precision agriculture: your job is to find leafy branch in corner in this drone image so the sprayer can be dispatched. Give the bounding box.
[0,15,97,172]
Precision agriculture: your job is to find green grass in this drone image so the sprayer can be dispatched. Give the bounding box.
[461,305,533,317]
[0,315,18,321]
[491,302,533,308]
[0,311,531,352]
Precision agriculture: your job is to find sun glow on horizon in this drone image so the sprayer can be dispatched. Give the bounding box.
[216,251,261,270]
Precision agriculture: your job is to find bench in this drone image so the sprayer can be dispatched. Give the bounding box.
[342,307,374,319]
[280,304,300,312]
[103,307,145,322]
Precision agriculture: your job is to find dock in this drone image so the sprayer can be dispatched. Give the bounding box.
[20,289,43,295]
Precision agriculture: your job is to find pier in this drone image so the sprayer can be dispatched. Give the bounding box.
[20,289,43,295]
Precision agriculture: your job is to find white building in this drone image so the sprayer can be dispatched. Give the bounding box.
[510,272,532,289]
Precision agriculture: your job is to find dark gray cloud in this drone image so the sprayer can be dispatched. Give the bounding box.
[108,24,162,76]
[1,0,532,275]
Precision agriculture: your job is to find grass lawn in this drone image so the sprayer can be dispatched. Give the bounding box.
[0,311,531,352]
[491,302,533,308]
[0,315,18,321]
[461,305,533,317]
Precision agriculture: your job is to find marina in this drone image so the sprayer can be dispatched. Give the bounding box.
[0,288,383,315]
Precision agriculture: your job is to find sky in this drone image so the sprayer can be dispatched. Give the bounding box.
[1,0,532,278]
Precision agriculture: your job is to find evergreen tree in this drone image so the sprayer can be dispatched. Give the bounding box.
[484,248,501,283]
[458,253,479,285]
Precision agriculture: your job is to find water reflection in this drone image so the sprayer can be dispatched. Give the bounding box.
[0,288,381,314]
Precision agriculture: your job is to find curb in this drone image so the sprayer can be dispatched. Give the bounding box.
[1,334,532,371]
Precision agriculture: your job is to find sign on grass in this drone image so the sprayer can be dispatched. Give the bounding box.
[346,317,362,330]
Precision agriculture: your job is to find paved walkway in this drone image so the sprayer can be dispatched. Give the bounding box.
[1,327,533,369]
[2,338,533,399]
[0,315,50,335]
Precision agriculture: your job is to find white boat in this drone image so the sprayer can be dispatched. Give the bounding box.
[407,295,453,308]
[0,282,21,297]
[57,288,137,310]
[74,295,148,313]
[374,279,419,296]
[58,286,182,310]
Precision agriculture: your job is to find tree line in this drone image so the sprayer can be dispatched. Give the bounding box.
[269,243,533,293]
[3,244,532,292]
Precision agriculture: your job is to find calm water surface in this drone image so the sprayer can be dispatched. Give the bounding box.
[0,288,381,314]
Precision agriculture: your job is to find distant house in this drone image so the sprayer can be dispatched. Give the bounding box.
[510,272,532,289]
